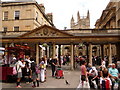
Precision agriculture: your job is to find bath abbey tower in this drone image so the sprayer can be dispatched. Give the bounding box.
[70,10,90,29]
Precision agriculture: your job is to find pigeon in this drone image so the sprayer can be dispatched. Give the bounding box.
[65,80,70,85]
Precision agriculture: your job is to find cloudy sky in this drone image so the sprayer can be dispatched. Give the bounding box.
[2,0,111,29]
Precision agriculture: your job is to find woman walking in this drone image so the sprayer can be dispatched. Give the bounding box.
[80,60,88,87]
[40,58,46,83]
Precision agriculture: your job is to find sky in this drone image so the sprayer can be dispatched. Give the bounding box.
[37,0,110,29]
[2,0,111,29]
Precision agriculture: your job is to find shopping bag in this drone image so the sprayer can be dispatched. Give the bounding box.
[13,66,17,75]
[114,82,118,89]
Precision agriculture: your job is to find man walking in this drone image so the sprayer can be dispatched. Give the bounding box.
[50,57,57,77]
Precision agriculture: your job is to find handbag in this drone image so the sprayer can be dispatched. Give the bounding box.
[13,66,17,75]
[13,65,20,75]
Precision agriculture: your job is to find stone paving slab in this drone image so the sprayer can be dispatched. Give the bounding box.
[1,68,81,88]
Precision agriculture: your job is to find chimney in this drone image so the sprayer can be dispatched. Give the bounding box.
[39,4,45,13]
[46,13,53,23]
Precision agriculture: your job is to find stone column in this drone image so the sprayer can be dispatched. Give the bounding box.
[101,44,104,60]
[41,47,44,57]
[89,43,92,66]
[108,43,112,64]
[83,46,86,56]
[52,43,56,58]
[116,42,120,59]
[103,45,106,57]
[47,46,49,58]
[96,46,99,56]
[70,43,74,70]
[36,44,39,65]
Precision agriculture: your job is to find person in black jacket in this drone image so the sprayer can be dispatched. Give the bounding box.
[31,58,39,87]
[50,57,57,77]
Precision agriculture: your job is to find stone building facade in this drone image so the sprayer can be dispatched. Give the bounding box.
[95,1,120,29]
[70,10,90,29]
[94,1,120,60]
[1,0,54,32]
[116,1,120,28]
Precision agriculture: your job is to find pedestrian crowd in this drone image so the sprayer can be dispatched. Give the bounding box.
[80,55,120,90]
[14,55,59,88]
[3,54,120,89]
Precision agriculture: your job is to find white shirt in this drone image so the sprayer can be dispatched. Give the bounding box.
[102,61,106,68]
[25,59,32,67]
[16,60,25,72]
[89,68,98,76]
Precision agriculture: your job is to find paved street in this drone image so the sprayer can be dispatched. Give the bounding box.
[1,67,83,89]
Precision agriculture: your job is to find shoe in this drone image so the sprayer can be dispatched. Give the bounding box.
[32,85,36,88]
[52,76,54,77]
[26,82,29,84]
[16,85,22,88]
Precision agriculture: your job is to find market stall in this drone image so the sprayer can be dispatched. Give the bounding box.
[0,44,31,82]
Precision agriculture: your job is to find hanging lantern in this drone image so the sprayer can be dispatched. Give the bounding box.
[42,43,48,47]
[78,43,84,47]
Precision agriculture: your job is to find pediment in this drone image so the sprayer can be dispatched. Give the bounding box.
[19,25,73,37]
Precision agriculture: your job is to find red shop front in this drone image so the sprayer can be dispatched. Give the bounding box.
[0,44,31,82]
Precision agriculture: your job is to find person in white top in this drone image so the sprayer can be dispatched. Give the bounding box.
[88,66,98,88]
[15,58,25,88]
[101,60,106,70]
[24,56,32,83]
[25,56,32,68]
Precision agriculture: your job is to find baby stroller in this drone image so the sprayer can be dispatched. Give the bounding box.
[55,66,64,79]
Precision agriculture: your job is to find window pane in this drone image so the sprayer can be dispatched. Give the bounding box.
[3,27,7,32]
[4,11,8,20]
[15,11,20,20]
[14,26,19,31]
